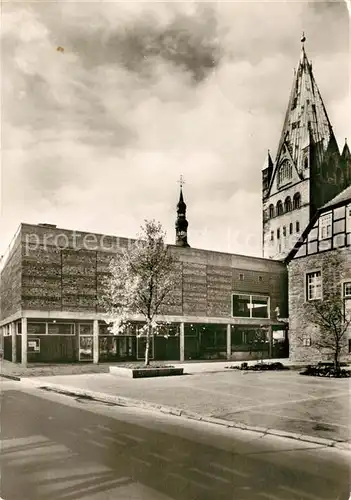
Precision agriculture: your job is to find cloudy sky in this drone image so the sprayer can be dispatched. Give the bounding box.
[1,0,350,258]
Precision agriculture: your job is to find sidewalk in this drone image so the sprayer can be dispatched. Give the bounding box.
[0,357,300,379]
[21,368,351,448]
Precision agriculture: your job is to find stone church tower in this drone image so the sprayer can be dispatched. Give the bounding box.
[262,35,350,260]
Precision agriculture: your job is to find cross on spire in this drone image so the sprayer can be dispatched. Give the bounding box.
[178,175,185,188]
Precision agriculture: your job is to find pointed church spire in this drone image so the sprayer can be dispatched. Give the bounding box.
[342,138,351,160]
[175,176,190,247]
[261,149,273,171]
[275,33,337,173]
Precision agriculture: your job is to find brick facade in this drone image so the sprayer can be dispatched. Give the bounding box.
[1,223,287,321]
[0,232,22,320]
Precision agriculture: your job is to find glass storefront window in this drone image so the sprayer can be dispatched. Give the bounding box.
[28,323,46,335]
[99,323,113,335]
[79,336,93,361]
[48,323,74,335]
[78,324,93,336]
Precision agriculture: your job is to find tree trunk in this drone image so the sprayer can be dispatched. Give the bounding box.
[144,322,152,367]
[334,349,340,375]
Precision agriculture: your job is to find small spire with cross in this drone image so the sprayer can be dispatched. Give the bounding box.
[178,175,185,189]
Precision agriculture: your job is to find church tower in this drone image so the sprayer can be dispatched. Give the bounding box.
[262,34,348,260]
[175,181,190,247]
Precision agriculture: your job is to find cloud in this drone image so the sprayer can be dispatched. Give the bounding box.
[0,0,350,259]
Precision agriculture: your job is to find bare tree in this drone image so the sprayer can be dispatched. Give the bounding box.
[101,220,180,366]
[303,251,350,373]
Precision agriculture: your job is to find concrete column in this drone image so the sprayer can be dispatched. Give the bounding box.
[21,317,27,366]
[226,324,231,361]
[268,326,273,359]
[93,320,99,364]
[179,322,185,362]
[11,322,16,363]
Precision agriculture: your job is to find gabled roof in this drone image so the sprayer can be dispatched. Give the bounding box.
[322,185,351,210]
[285,184,351,263]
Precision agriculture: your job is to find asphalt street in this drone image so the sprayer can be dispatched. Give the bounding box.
[0,382,350,500]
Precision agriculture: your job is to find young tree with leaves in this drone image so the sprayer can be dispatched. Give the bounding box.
[302,251,350,373]
[101,220,181,366]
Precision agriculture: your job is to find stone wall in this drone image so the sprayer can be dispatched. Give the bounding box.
[288,247,351,363]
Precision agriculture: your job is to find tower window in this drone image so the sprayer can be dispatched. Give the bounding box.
[278,159,292,185]
[296,221,300,233]
[283,226,286,237]
[270,231,274,241]
[277,228,280,239]
[293,193,301,209]
[276,201,283,216]
[289,223,293,234]
[269,204,275,218]
[304,157,308,169]
[284,197,292,212]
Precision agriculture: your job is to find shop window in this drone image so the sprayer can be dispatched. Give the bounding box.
[28,322,46,335]
[231,328,243,346]
[239,273,244,281]
[185,324,197,337]
[48,323,74,335]
[78,324,92,336]
[306,271,322,301]
[99,323,113,335]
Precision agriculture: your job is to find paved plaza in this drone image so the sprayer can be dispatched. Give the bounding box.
[24,369,351,443]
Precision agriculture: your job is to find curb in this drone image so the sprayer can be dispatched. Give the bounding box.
[0,374,22,381]
[23,379,350,451]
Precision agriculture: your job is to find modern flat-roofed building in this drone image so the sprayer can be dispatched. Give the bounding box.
[0,212,288,365]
